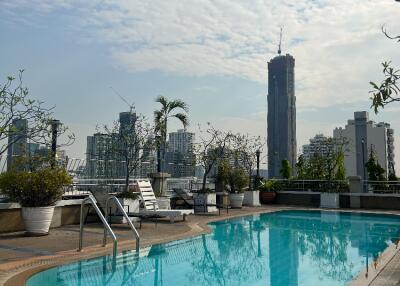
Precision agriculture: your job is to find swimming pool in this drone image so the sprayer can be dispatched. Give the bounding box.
[26,210,400,286]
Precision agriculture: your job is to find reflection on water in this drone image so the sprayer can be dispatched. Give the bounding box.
[27,211,400,286]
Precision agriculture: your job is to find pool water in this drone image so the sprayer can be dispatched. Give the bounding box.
[27,210,400,286]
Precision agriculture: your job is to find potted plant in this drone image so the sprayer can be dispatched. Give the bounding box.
[193,188,218,213]
[243,176,261,207]
[320,182,348,209]
[226,167,249,208]
[259,179,280,204]
[0,167,71,235]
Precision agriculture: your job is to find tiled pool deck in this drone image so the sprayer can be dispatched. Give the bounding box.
[1,205,400,286]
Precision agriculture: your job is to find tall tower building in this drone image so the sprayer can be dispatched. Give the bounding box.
[267,53,297,178]
[166,129,195,178]
[7,119,28,171]
[119,111,137,135]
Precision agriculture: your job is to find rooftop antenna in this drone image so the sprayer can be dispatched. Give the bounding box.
[109,86,135,113]
[278,26,283,55]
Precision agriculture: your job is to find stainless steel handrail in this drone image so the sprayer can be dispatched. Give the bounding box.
[104,196,140,253]
[78,194,118,256]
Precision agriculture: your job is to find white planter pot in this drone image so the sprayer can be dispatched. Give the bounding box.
[110,198,139,224]
[243,190,261,207]
[229,193,245,208]
[320,193,340,208]
[193,193,217,213]
[156,197,171,210]
[21,206,55,235]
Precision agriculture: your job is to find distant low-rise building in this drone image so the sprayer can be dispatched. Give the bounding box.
[333,111,395,179]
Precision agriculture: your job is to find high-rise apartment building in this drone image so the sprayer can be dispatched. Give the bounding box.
[267,53,297,178]
[333,111,395,179]
[7,119,28,171]
[302,134,332,162]
[85,111,156,179]
[119,111,137,136]
[85,132,123,178]
[166,129,195,178]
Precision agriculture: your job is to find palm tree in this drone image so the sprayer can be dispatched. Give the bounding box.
[154,95,189,172]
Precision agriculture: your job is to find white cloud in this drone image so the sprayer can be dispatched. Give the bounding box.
[2,0,400,109]
[2,0,400,173]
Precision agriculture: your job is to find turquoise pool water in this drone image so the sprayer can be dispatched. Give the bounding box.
[27,210,400,286]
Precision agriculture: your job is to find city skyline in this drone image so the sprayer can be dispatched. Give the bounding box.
[1,1,400,173]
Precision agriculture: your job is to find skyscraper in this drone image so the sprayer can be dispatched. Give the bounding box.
[85,111,156,179]
[166,129,195,177]
[119,111,137,135]
[267,53,296,178]
[7,119,28,171]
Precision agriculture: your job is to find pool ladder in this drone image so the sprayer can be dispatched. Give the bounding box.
[78,194,140,256]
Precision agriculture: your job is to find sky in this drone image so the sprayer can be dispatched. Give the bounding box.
[0,0,400,172]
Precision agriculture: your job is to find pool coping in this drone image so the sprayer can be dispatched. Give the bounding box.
[2,206,400,286]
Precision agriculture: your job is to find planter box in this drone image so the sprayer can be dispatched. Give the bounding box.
[193,193,217,213]
[320,192,340,208]
[243,190,261,207]
[110,198,139,224]
[156,197,171,210]
[229,193,244,208]
[260,192,277,204]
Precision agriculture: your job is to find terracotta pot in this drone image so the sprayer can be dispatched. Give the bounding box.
[259,191,277,204]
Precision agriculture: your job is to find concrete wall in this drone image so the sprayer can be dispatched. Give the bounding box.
[275,191,400,210]
[0,200,94,233]
[276,192,320,207]
[360,195,400,210]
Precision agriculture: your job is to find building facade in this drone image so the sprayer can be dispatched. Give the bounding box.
[333,111,395,179]
[165,129,195,178]
[85,111,156,179]
[302,134,332,162]
[267,54,297,178]
[7,119,28,171]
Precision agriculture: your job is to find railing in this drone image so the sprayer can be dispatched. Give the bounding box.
[167,178,215,192]
[104,196,140,253]
[272,179,350,193]
[79,195,118,256]
[365,180,400,194]
[63,178,142,197]
[63,177,216,198]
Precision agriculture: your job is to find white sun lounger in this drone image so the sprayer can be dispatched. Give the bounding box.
[135,179,194,223]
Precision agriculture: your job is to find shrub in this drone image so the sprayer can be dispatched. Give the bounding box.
[0,167,72,207]
[227,167,249,193]
[259,179,281,192]
[116,191,140,200]
[197,188,215,194]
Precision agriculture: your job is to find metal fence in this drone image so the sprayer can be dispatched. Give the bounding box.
[272,179,350,193]
[62,177,215,198]
[365,180,400,194]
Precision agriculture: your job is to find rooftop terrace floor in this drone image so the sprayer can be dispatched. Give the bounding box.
[1,205,400,286]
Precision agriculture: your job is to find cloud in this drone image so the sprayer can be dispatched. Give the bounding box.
[2,0,400,174]
[2,0,400,109]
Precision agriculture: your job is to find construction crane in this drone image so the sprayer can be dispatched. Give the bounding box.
[109,86,135,113]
